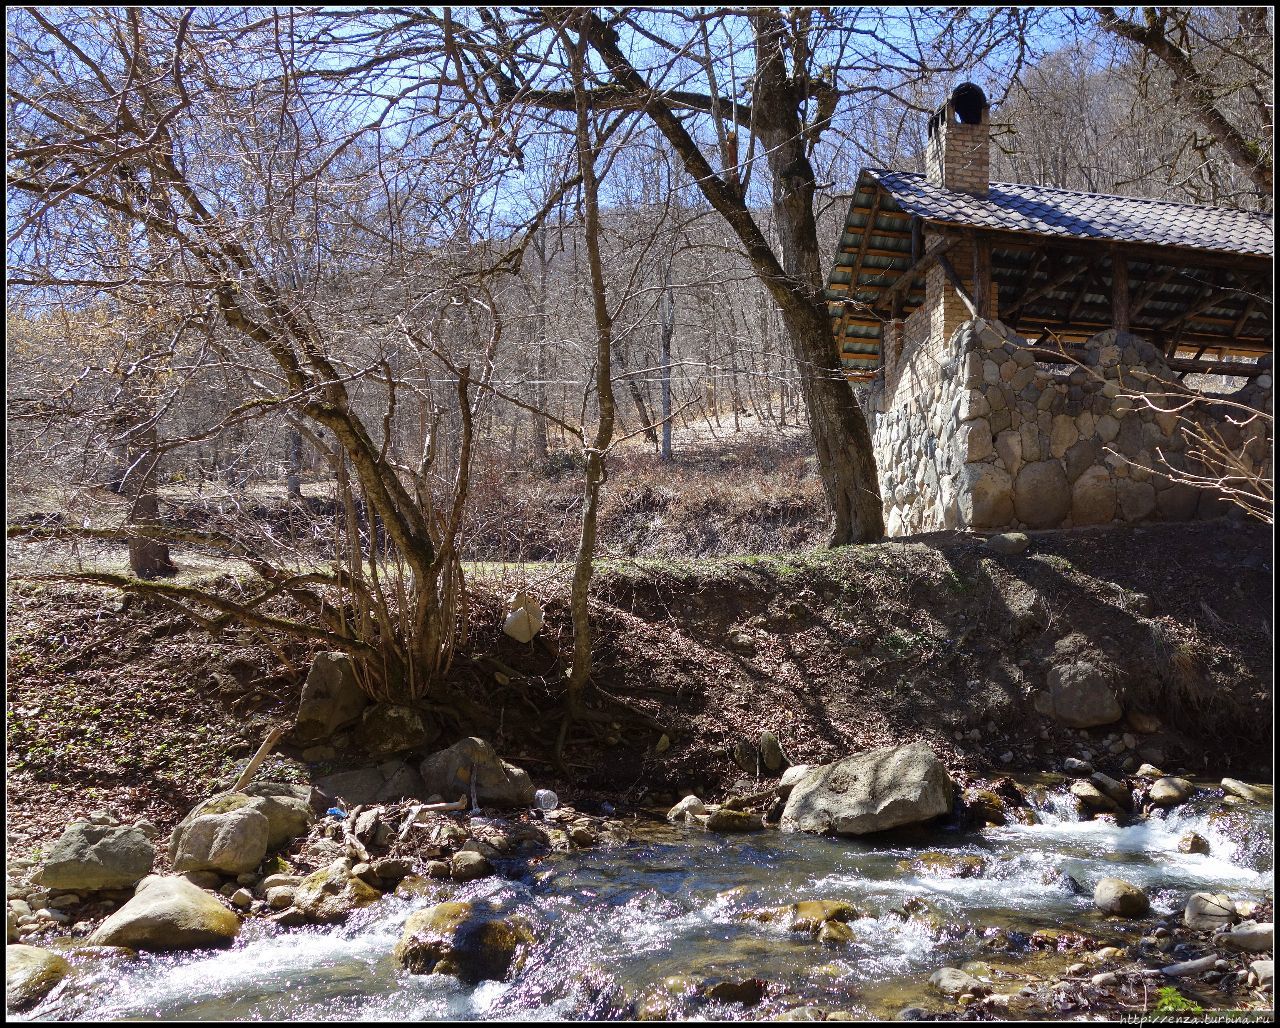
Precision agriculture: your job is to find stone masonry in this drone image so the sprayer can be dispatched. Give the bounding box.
[860,317,1273,537]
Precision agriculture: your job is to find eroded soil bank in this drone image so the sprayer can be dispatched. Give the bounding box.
[6,520,1272,850]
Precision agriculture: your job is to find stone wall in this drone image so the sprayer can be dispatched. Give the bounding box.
[861,317,1273,537]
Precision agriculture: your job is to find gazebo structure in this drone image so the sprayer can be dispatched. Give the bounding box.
[826,85,1273,536]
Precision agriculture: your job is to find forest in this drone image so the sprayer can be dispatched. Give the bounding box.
[5,6,1274,1023]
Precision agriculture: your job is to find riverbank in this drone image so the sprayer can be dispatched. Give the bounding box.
[6,520,1271,853]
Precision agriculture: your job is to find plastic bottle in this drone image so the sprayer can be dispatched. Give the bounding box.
[534,789,559,812]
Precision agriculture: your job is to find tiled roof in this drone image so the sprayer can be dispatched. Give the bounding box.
[866,170,1273,258]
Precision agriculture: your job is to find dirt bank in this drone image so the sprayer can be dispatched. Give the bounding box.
[5,519,1272,852]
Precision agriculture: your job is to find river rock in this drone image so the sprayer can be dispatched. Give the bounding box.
[781,742,952,837]
[1184,893,1237,932]
[1178,832,1211,855]
[395,901,534,983]
[1094,877,1150,917]
[293,860,381,924]
[1250,960,1273,988]
[240,783,315,850]
[353,703,439,760]
[929,967,985,997]
[168,795,270,875]
[759,731,789,772]
[1063,757,1094,777]
[316,760,426,806]
[1045,662,1122,727]
[450,851,493,882]
[1220,779,1265,803]
[295,651,368,743]
[1134,763,1166,779]
[778,766,812,798]
[1148,777,1193,807]
[419,737,535,809]
[705,978,767,1006]
[35,823,154,892]
[705,809,765,833]
[1069,779,1120,814]
[667,795,707,822]
[1089,772,1131,809]
[6,945,71,1011]
[88,875,240,951]
[1217,923,1273,952]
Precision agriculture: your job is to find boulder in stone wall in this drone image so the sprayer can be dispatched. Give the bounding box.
[1116,479,1156,521]
[1155,482,1200,522]
[781,742,952,837]
[419,737,535,809]
[88,875,240,951]
[1095,414,1120,443]
[295,652,368,743]
[1049,415,1079,459]
[1071,467,1116,526]
[958,419,994,462]
[1064,438,1100,483]
[957,463,1013,530]
[1013,460,1071,529]
[994,429,1022,475]
[36,822,154,892]
[1045,661,1122,728]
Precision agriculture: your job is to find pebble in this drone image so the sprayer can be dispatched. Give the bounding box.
[1091,972,1117,986]
[230,889,253,910]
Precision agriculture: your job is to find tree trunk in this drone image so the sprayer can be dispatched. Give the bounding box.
[287,427,303,499]
[125,408,177,579]
[576,10,884,544]
[750,14,883,545]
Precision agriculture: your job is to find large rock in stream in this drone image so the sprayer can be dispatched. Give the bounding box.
[88,875,240,951]
[780,742,952,836]
[395,900,535,983]
[6,945,71,1011]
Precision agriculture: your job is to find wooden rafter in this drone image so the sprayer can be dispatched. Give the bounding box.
[1008,258,1088,319]
[871,236,957,316]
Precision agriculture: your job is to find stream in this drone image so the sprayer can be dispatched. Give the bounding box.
[22,780,1274,1021]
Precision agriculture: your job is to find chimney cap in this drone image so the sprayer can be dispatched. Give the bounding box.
[950,82,988,124]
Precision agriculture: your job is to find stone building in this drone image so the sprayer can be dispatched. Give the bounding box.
[826,84,1273,536]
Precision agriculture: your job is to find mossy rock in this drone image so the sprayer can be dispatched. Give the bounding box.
[897,851,987,879]
[6,946,71,1011]
[293,862,381,924]
[394,901,535,983]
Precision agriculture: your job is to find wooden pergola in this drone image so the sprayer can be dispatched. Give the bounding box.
[828,170,1273,380]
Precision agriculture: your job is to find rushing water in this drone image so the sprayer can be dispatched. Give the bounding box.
[25,782,1274,1022]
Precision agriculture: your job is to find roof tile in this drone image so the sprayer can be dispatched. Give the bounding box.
[866,170,1273,257]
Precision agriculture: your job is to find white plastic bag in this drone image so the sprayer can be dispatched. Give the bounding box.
[502,590,545,643]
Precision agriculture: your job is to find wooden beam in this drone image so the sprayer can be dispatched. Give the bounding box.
[1008,258,1089,318]
[1129,266,1181,319]
[1064,266,1102,326]
[1112,248,1130,332]
[871,236,957,315]
[972,232,992,319]
[974,227,1273,273]
[1233,296,1260,337]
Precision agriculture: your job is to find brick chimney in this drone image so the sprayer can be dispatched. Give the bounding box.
[926,83,990,197]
